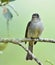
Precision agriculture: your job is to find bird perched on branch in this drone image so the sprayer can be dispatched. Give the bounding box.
[25,13,44,60]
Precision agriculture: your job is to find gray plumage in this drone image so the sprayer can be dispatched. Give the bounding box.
[25,13,44,60]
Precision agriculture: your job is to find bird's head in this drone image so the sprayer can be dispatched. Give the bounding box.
[32,13,39,19]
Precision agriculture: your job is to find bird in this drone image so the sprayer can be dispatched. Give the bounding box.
[25,13,44,60]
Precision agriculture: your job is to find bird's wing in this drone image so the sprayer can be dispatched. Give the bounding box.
[25,21,31,38]
[25,21,31,44]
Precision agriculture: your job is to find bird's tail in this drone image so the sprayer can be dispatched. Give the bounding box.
[26,41,33,60]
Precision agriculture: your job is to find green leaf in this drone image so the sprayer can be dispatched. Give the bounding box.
[0,43,7,51]
[0,0,15,3]
[45,59,54,65]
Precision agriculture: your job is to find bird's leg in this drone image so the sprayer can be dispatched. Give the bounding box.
[34,37,39,45]
[31,37,39,45]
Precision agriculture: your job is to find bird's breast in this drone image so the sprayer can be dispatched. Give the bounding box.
[27,21,44,38]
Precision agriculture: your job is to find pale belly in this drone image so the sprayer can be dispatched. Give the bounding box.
[27,21,44,38]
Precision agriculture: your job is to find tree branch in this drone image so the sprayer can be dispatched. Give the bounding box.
[0,38,55,43]
[0,38,55,65]
[20,38,55,43]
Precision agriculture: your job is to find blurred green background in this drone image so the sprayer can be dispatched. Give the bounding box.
[0,0,55,65]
